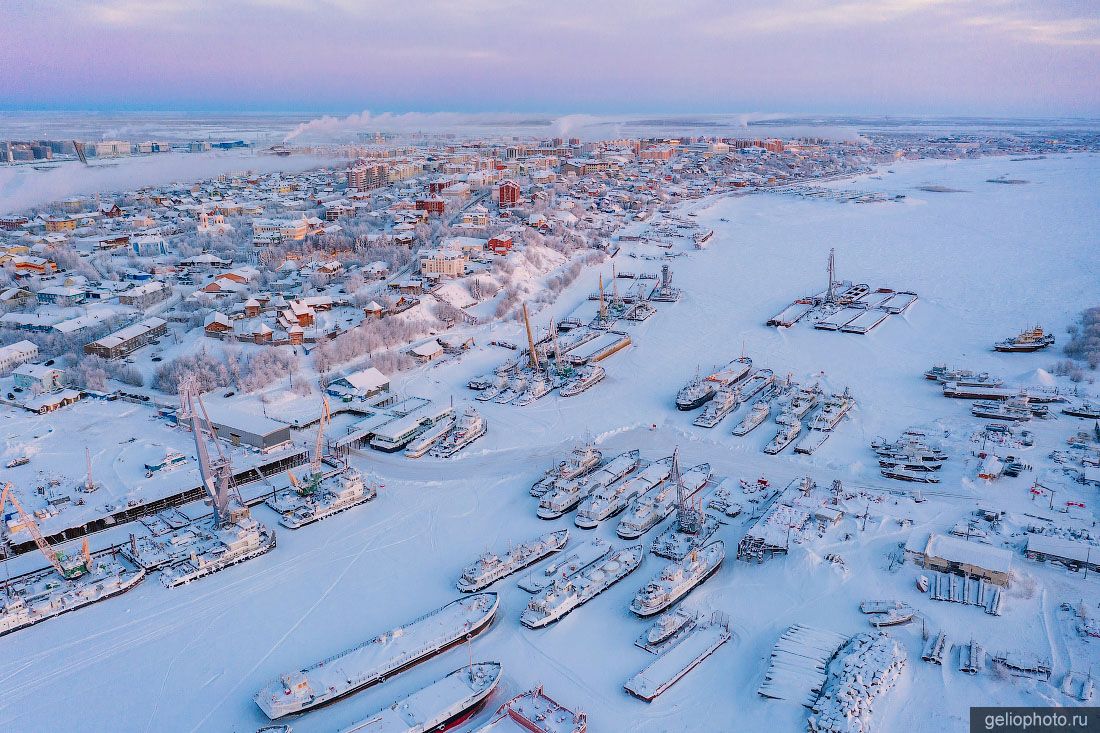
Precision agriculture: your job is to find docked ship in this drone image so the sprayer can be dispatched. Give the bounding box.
[255,593,499,719]
[560,365,604,397]
[675,358,751,411]
[0,552,146,637]
[642,608,696,647]
[782,383,821,419]
[880,466,940,483]
[694,369,774,428]
[537,450,640,520]
[994,326,1055,352]
[4,455,30,468]
[693,229,714,249]
[575,456,673,529]
[530,443,602,497]
[971,397,1043,421]
[807,391,855,431]
[335,662,502,733]
[924,365,1003,387]
[630,541,724,617]
[125,513,276,588]
[520,545,644,628]
[1064,401,1100,419]
[516,377,551,406]
[517,538,612,593]
[763,420,801,454]
[457,529,569,592]
[732,400,770,436]
[430,408,487,457]
[878,450,944,472]
[616,463,711,539]
[277,470,377,530]
[473,687,587,733]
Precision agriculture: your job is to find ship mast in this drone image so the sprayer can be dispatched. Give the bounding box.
[672,447,701,534]
[598,274,607,324]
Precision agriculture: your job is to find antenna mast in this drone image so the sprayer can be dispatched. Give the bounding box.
[672,447,701,534]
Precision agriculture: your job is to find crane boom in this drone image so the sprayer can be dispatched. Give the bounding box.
[312,397,330,475]
[0,482,74,577]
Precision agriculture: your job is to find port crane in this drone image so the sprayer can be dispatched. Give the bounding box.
[292,396,331,497]
[0,482,91,579]
[182,386,244,528]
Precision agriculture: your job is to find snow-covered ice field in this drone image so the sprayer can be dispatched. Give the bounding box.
[2,154,1099,732]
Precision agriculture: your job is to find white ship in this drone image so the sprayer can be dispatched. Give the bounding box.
[675,358,751,410]
[924,365,1003,387]
[616,463,712,539]
[520,545,644,628]
[430,408,487,457]
[458,529,569,592]
[275,470,378,529]
[335,662,502,733]
[516,538,612,593]
[575,456,672,529]
[764,420,801,454]
[560,365,604,397]
[641,608,696,648]
[630,541,724,617]
[782,384,821,418]
[732,400,770,436]
[255,593,499,719]
[530,444,602,497]
[537,450,640,520]
[0,553,146,637]
[404,416,456,458]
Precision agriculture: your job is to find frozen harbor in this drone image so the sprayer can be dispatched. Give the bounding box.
[1,154,1099,732]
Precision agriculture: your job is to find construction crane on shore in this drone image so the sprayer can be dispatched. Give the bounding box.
[313,396,330,476]
[0,482,90,578]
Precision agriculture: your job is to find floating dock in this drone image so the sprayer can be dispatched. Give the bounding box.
[624,615,731,701]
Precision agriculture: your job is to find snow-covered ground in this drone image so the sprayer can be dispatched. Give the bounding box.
[2,154,1099,732]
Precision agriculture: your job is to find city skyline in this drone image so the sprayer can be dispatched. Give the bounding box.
[3,0,1100,117]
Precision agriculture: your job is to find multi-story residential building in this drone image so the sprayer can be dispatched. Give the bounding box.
[419,249,467,278]
[83,317,168,360]
[0,340,38,375]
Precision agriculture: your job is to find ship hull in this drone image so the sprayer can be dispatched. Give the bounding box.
[163,529,276,587]
[257,596,498,719]
[0,568,146,638]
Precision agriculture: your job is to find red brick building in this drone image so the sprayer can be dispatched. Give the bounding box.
[498,180,520,208]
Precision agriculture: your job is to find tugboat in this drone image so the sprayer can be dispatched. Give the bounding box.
[560,365,604,397]
[629,541,725,617]
[643,608,695,646]
[457,529,569,592]
[994,326,1055,352]
[278,470,378,529]
[430,408,487,457]
[763,420,801,454]
[732,400,770,436]
[516,377,551,406]
[335,662,503,733]
[4,455,30,468]
[530,443,602,497]
[521,545,645,628]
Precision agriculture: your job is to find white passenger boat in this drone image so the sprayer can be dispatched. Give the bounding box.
[537,450,640,520]
[521,546,644,628]
[575,456,672,529]
[516,538,612,593]
[457,529,569,592]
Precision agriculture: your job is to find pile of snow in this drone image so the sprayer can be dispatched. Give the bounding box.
[808,632,906,733]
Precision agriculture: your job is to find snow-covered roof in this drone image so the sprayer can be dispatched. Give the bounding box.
[924,533,1012,574]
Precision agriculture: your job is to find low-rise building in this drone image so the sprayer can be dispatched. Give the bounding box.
[13,363,63,394]
[0,340,38,374]
[119,281,170,309]
[905,532,1012,586]
[83,317,167,359]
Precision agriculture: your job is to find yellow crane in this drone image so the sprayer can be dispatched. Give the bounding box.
[0,482,90,579]
[312,396,330,477]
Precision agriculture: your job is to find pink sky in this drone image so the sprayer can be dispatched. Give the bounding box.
[2,0,1099,116]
